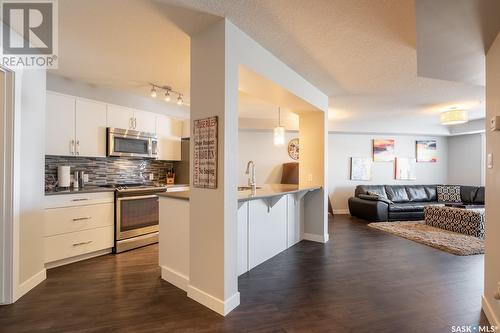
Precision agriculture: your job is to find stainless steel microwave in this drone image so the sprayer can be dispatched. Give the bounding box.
[107,128,158,158]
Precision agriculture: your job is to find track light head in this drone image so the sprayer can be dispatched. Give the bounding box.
[150,86,157,98]
[164,90,171,102]
[177,94,183,105]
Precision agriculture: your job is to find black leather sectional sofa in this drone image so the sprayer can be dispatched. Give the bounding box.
[348,184,485,222]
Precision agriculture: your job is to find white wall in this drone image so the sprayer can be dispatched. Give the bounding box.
[483,32,500,327]
[238,130,297,185]
[328,133,448,212]
[448,133,485,186]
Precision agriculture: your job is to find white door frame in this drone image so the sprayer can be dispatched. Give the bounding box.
[0,66,15,304]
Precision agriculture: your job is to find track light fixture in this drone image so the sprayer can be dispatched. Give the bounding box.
[149,83,184,105]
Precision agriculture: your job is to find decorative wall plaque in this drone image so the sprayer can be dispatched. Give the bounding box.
[192,116,218,189]
[288,138,299,160]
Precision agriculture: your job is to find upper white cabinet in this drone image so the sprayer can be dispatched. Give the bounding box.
[106,105,156,134]
[106,105,135,130]
[75,99,107,157]
[46,92,106,157]
[46,93,76,156]
[156,115,182,161]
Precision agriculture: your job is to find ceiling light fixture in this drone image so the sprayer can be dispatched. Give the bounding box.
[149,84,184,105]
[164,90,171,102]
[274,107,285,146]
[440,109,469,125]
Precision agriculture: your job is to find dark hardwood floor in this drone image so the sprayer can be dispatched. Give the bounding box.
[0,215,489,332]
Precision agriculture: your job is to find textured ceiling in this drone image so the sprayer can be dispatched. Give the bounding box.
[161,0,488,133]
[52,0,491,134]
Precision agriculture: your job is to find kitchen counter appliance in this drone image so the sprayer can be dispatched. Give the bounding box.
[107,128,158,158]
[113,183,167,253]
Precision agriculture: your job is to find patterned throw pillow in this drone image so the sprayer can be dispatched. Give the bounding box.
[437,185,461,203]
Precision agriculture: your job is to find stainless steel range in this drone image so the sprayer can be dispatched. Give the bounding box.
[113,183,167,253]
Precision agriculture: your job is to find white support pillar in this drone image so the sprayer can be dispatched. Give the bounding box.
[299,111,329,242]
[188,19,240,316]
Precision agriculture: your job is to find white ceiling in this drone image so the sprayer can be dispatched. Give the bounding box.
[51,0,495,135]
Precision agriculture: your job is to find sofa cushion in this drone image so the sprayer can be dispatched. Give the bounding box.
[437,185,461,202]
[460,186,479,204]
[424,186,437,201]
[388,202,437,212]
[406,186,430,202]
[355,185,388,199]
[474,187,485,204]
[385,186,410,203]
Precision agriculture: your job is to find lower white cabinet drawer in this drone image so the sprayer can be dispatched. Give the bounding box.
[44,203,114,237]
[44,226,114,263]
[44,192,114,209]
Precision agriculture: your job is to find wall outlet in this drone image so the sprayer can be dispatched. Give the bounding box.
[307,174,313,182]
[83,174,89,182]
[488,153,493,169]
[495,282,500,300]
[149,173,154,181]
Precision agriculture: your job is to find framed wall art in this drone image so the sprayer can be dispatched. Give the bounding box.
[395,157,416,180]
[350,157,372,181]
[373,139,395,162]
[192,116,218,189]
[416,140,437,162]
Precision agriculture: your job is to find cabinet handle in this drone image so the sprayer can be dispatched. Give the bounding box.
[72,241,93,246]
[72,216,91,221]
[71,198,89,202]
[76,140,80,155]
[70,140,75,155]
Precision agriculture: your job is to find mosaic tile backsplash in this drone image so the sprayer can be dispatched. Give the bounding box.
[45,155,178,188]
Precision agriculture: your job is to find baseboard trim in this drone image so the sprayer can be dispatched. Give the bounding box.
[482,296,500,327]
[303,233,329,243]
[333,209,350,215]
[14,269,46,302]
[161,265,189,291]
[45,248,112,269]
[187,284,240,316]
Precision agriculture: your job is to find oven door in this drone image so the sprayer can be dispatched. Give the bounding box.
[116,195,159,240]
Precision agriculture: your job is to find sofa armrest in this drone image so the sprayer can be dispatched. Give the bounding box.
[348,197,389,222]
[358,194,393,205]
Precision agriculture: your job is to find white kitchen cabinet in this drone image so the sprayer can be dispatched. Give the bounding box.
[237,202,249,276]
[107,104,135,130]
[75,99,107,157]
[46,92,76,156]
[182,119,190,138]
[248,196,287,270]
[106,105,156,133]
[44,192,115,267]
[156,115,182,161]
[134,110,157,133]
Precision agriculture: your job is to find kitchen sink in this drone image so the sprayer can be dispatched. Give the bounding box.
[237,186,262,191]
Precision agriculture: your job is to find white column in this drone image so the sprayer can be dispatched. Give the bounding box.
[188,19,239,316]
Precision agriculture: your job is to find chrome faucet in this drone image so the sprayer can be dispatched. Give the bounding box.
[245,160,257,190]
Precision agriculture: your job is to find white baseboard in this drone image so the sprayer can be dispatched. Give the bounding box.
[333,209,350,215]
[161,265,189,291]
[187,284,240,316]
[14,269,46,302]
[303,233,329,243]
[45,248,112,269]
[482,296,500,328]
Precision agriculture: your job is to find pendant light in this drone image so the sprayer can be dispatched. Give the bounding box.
[274,107,285,145]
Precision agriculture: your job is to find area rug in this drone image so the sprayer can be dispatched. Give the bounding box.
[368,221,484,256]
